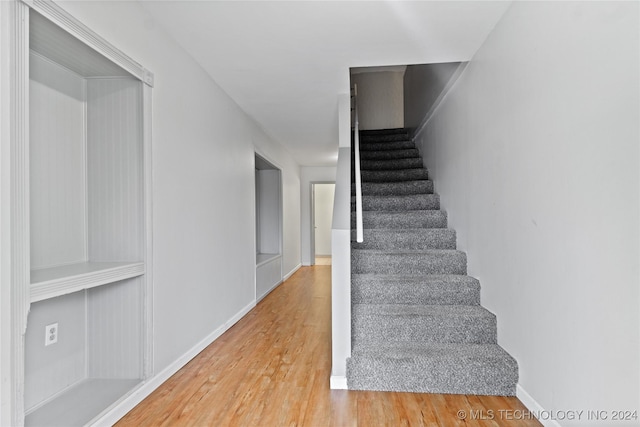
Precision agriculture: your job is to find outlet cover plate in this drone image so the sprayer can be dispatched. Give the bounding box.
[45,322,58,346]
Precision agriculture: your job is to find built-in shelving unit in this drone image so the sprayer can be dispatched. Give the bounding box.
[255,154,283,301]
[4,1,154,425]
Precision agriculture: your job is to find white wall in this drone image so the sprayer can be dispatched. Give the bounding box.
[256,169,281,255]
[29,53,86,269]
[403,62,461,134]
[57,0,301,376]
[351,70,404,131]
[314,184,335,256]
[415,2,639,423]
[330,147,351,388]
[300,167,336,265]
[0,2,12,422]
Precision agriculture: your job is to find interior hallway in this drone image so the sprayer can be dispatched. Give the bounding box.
[116,266,541,426]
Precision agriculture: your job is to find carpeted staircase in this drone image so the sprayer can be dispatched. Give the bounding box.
[347,128,518,396]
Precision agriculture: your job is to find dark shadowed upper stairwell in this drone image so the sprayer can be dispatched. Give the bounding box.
[347,128,519,396]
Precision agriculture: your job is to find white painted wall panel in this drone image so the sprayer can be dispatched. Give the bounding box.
[403,62,461,133]
[256,169,280,255]
[280,158,301,277]
[24,291,86,411]
[86,78,143,263]
[330,147,351,383]
[351,71,404,131]
[87,278,142,379]
[314,184,334,256]
[416,1,639,419]
[256,257,281,301]
[29,53,87,270]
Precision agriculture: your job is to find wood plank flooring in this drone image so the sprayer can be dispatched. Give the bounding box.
[116,266,541,427]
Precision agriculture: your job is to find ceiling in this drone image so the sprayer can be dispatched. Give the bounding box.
[141,1,511,166]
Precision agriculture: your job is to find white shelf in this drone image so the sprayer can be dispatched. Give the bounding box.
[257,253,281,267]
[25,378,141,427]
[30,261,145,302]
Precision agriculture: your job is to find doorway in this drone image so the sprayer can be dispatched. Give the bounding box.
[311,183,335,265]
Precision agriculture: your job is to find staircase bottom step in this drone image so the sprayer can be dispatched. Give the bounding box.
[347,343,518,396]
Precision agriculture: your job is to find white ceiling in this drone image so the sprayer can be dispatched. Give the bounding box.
[141,1,511,166]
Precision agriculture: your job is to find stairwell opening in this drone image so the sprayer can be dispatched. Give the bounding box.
[345,63,518,396]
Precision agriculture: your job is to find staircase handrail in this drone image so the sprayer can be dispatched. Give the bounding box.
[353,85,364,243]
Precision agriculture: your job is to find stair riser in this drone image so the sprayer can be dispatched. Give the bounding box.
[351,279,480,305]
[347,358,517,396]
[358,158,424,170]
[352,195,440,211]
[352,181,434,196]
[352,313,496,345]
[359,141,415,151]
[352,251,466,275]
[352,229,456,250]
[360,133,410,143]
[353,211,448,229]
[359,169,429,182]
[360,149,419,160]
[359,128,409,136]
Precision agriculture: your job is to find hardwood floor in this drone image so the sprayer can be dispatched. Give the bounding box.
[117,266,541,427]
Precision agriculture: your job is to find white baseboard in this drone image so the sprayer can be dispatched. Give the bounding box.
[283,263,302,281]
[90,300,256,427]
[257,264,302,303]
[257,280,282,302]
[330,375,348,390]
[517,384,561,427]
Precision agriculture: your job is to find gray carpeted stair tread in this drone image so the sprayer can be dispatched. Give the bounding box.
[360,168,429,182]
[359,158,424,170]
[360,149,420,160]
[352,228,456,250]
[351,274,480,305]
[352,249,466,275]
[353,210,448,229]
[347,343,518,395]
[352,194,440,211]
[352,180,434,196]
[352,304,497,345]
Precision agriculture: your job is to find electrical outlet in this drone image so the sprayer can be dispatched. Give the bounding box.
[45,323,58,346]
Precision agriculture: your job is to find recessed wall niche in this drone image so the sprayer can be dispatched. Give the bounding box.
[255,154,283,301]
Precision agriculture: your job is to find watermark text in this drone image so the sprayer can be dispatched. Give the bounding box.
[456,409,638,422]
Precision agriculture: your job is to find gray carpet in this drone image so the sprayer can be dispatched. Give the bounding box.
[347,128,518,396]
